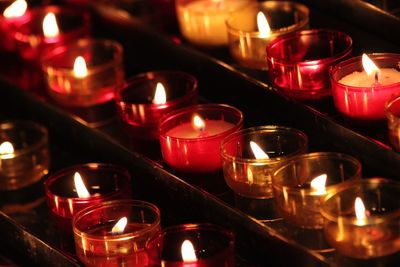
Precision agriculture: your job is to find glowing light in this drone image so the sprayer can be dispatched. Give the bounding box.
[192,115,205,132]
[73,56,88,79]
[0,142,14,159]
[257,11,271,38]
[310,174,327,194]
[362,53,380,76]
[250,141,269,159]
[111,217,128,234]
[3,0,27,18]
[181,240,197,262]
[74,172,90,198]
[42,12,59,38]
[152,82,167,104]
[355,197,367,226]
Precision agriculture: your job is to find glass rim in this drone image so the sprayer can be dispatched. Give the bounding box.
[221,125,308,163]
[73,199,161,241]
[385,93,400,118]
[176,0,251,15]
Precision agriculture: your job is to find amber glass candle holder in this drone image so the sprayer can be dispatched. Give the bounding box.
[266,29,352,100]
[146,224,235,267]
[0,121,49,190]
[115,71,198,140]
[272,152,361,229]
[42,38,124,107]
[44,163,132,230]
[386,94,400,151]
[13,5,90,61]
[73,199,161,267]
[321,178,400,259]
[226,1,309,70]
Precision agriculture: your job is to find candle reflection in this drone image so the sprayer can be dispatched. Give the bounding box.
[42,12,59,38]
[3,0,27,18]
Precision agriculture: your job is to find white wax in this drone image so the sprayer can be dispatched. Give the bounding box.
[167,120,234,139]
[339,68,400,87]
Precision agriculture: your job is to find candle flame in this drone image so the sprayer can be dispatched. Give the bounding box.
[152,82,167,104]
[355,197,367,226]
[0,142,14,159]
[362,53,380,76]
[192,115,205,132]
[73,56,88,79]
[111,217,128,234]
[257,11,271,38]
[3,0,27,18]
[250,141,269,159]
[181,240,197,262]
[310,174,327,194]
[42,12,59,38]
[74,172,90,198]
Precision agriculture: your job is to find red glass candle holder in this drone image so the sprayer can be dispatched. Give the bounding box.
[44,163,132,230]
[321,178,400,259]
[146,224,235,267]
[115,71,198,140]
[331,53,400,122]
[272,152,361,229]
[42,38,124,107]
[73,199,161,267]
[159,104,243,173]
[226,1,309,70]
[13,5,90,61]
[266,29,352,100]
[0,120,49,190]
[386,94,400,151]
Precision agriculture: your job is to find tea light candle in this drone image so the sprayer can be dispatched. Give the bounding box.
[331,53,400,122]
[115,71,198,140]
[42,38,124,107]
[226,1,309,69]
[321,178,400,259]
[73,199,161,267]
[272,152,361,229]
[175,0,255,47]
[159,104,243,173]
[266,29,352,100]
[44,163,132,230]
[0,121,49,190]
[13,5,90,61]
[146,224,235,267]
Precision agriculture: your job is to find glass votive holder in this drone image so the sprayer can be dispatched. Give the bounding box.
[226,1,309,70]
[146,223,235,267]
[0,120,49,190]
[42,38,124,107]
[44,163,132,230]
[175,0,255,47]
[159,104,243,173]
[386,94,400,151]
[321,178,400,259]
[266,29,352,100]
[73,199,161,267]
[272,152,361,229]
[13,5,90,61]
[331,53,400,123]
[115,71,198,140]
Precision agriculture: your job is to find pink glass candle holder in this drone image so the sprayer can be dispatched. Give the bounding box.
[321,178,400,259]
[44,163,132,230]
[146,224,235,267]
[386,94,400,151]
[159,104,243,173]
[0,120,49,190]
[226,1,309,70]
[73,199,161,267]
[42,38,124,107]
[266,29,352,100]
[13,5,90,61]
[115,71,198,140]
[331,53,400,122]
[272,152,361,229]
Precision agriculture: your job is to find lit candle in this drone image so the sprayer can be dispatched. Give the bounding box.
[331,53,400,122]
[73,200,161,267]
[175,0,255,47]
[159,104,243,173]
[115,71,198,140]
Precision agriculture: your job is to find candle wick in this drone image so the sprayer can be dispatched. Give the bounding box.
[374,71,379,83]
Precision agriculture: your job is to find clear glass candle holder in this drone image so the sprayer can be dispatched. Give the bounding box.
[146,224,235,267]
[44,163,132,230]
[0,120,49,190]
[13,5,90,61]
[42,38,124,107]
[321,178,400,259]
[175,0,255,47]
[115,71,198,140]
[159,104,243,173]
[272,152,361,229]
[226,1,309,70]
[266,29,352,100]
[386,94,400,151]
[73,199,161,267]
[331,53,400,122]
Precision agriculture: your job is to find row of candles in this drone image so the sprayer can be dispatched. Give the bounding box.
[0,0,399,263]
